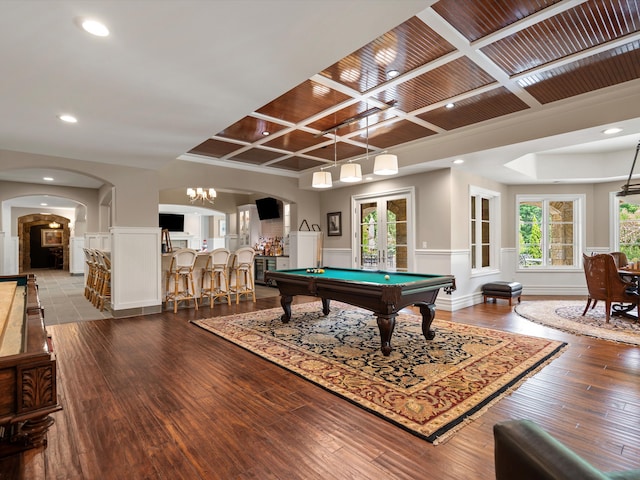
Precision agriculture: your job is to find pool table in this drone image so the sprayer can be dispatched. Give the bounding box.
[264,267,456,356]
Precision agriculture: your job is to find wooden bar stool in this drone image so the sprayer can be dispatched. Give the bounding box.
[165,248,199,313]
[230,247,256,304]
[95,250,111,312]
[201,248,231,306]
[82,248,97,301]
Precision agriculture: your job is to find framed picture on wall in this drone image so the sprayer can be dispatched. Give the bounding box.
[42,229,63,247]
[327,212,342,236]
[219,218,226,236]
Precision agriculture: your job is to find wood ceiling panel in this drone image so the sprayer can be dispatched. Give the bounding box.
[228,148,283,164]
[256,79,353,124]
[351,119,437,149]
[268,157,327,172]
[216,116,288,143]
[521,40,640,104]
[262,129,326,152]
[417,87,530,130]
[433,0,563,42]
[387,57,496,113]
[482,0,640,75]
[319,16,455,92]
[183,2,640,178]
[189,139,243,158]
[305,141,367,162]
[307,101,397,135]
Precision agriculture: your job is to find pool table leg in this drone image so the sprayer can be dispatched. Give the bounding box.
[280,295,293,322]
[376,314,397,356]
[321,298,330,315]
[417,302,436,340]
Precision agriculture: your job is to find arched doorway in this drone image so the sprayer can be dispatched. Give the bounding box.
[18,214,70,272]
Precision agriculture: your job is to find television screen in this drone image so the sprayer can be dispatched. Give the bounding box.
[255,197,280,220]
[159,213,184,232]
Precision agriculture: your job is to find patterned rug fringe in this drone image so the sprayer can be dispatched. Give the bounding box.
[431,346,565,445]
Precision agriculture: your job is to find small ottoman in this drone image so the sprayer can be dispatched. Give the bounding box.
[482,281,522,306]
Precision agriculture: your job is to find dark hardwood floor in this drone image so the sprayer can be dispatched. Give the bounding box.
[1,294,640,479]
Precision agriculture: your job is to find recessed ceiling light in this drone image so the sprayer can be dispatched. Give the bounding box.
[453,158,464,164]
[43,177,54,181]
[603,127,623,135]
[262,131,270,136]
[387,69,400,79]
[58,114,78,123]
[40,203,48,206]
[81,19,109,37]
[445,103,455,109]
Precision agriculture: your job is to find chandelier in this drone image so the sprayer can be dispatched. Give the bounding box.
[49,221,61,229]
[616,141,640,196]
[187,187,217,204]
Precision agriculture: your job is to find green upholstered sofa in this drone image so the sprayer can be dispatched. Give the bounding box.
[494,420,640,480]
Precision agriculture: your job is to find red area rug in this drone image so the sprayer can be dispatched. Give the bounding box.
[192,302,566,444]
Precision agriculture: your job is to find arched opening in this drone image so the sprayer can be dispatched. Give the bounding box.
[18,213,70,272]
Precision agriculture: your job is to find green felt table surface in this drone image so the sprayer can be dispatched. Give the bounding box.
[275,267,448,286]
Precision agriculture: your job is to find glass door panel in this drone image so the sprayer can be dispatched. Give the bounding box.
[356,195,409,271]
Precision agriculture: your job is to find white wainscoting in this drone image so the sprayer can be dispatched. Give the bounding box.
[322,248,352,268]
[1,236,19,275]
[85,232,111,251]
[510,246,588,296]
[110,227,162,316]
[69,237,85,275]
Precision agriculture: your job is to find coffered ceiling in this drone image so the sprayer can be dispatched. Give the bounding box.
[183,0,640,183]
[1,0,640,196]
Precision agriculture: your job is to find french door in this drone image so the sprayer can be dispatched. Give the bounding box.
[354,191,412,271]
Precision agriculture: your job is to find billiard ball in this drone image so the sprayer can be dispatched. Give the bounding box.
[384,274,390,280]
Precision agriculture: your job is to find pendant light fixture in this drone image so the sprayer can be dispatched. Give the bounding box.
[311,99,399,187]
[312,136,337,188]
[373,153,398,175]
[340,113,366,183]
[312,171,332,188]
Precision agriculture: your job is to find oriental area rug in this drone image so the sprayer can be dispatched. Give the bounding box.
[191,302,566,444]
[515,300,640,346]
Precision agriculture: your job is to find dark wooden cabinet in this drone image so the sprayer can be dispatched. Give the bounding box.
[0,274,61,457]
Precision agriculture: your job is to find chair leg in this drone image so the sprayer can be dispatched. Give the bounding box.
[605,300,611,323]
[173,273,179,313]
[582,298,592,316]
[190,272,198,311]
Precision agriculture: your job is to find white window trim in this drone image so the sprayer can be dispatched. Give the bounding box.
[470,185,500,276]
[516,193,585,270]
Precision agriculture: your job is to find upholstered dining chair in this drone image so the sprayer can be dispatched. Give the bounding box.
[582,253,640,323]
[165,248,199,313]
[200,248,232,306]
[610,251,629,268]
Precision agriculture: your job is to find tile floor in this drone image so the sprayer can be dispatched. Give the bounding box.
[26,268,279,324]
[26,269,112,325]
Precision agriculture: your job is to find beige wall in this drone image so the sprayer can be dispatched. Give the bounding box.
[318,169,455,250]
[157,160,322,229]
[450,169,508,251]
[0,180,101,234]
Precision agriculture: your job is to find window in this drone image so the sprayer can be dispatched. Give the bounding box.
[613,194,640,260]
[470,186,500,272]
[517,195,584,268]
